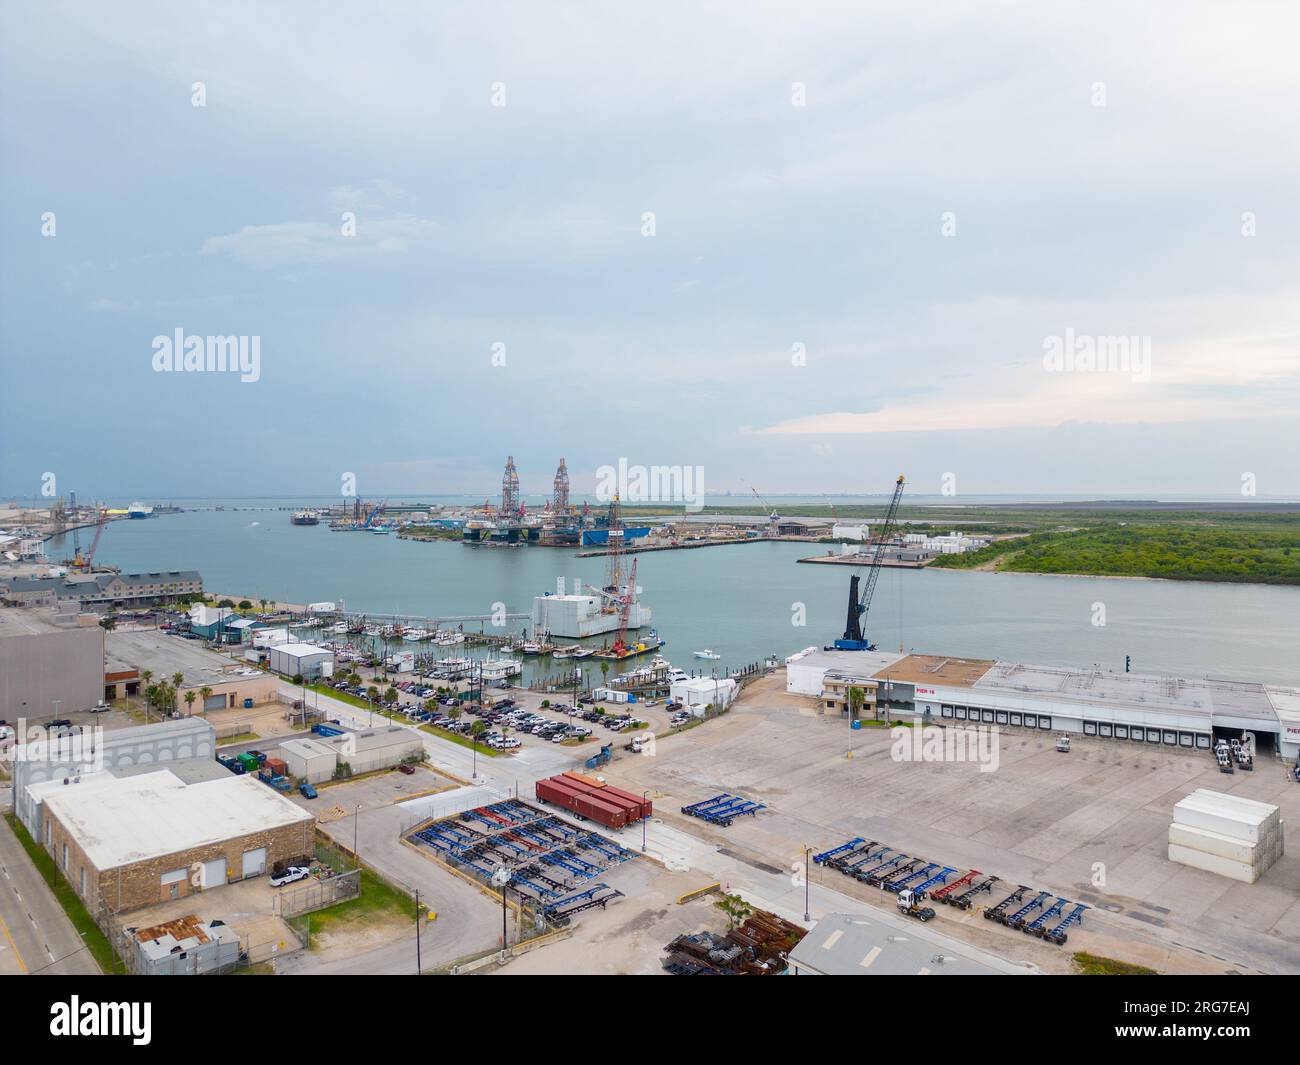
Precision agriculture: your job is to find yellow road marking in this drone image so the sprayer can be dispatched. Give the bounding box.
[0,911,28,974]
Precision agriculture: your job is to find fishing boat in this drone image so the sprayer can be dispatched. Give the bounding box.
[571,647,595,659]
[694,649,721,660]
[520,640,543,655]
[330,621,349,634]
[403,628,430,642]
[364,625,382,638]
[552,644,582,659]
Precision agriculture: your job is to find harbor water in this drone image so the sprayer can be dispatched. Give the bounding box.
[66,507,1300,686]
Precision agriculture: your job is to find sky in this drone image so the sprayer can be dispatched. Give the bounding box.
[1,1,1298,502]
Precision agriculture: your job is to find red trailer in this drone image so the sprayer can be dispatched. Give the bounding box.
[535,777,630,830]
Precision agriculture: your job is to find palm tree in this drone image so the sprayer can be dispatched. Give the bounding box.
[847,685,864,721]
[183,690,197,716]
[599,660,610,687]
[172,672,184,691]
[198,685,213,717]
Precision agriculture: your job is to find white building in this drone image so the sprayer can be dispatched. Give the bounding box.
[268,642,334,680]
[531,593,651,638]
[832,524,868,541]
[280,737,341,784]
[786,649,1297,756]
[670,676,738,714]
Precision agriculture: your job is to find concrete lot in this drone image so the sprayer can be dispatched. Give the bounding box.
[123,877,302,964]
[604,674,1300,975]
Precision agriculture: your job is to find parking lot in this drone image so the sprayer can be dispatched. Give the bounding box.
[603,673,1300,975]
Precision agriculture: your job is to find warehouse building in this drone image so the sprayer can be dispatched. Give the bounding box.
[40,769,314,917]
[268,641,334,680]
[669,676,738,714]
[787,649,1297,754]
[281,726,423,782]
[13,717,218,836]
[280,736,341,784]
[0,611,104,722]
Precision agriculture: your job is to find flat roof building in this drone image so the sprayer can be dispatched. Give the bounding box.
[788,649,1299,755]
[40,770,314,918]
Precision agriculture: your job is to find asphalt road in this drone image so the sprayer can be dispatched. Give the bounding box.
[0,814,100,976]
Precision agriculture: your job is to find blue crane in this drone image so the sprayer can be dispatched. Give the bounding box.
[834,475,905,650]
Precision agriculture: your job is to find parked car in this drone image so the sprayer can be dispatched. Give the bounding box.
[299,783,318,799]
[398,763,416,775]
[269,866,310,887]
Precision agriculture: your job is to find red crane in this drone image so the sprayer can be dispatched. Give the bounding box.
[76,504,109,569]
[612,557,638,657]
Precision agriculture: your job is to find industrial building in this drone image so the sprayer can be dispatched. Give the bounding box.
[39,770,314,917]
[0,610,105,722]
[785,912,1026,976]
[669,675,738,713]
[281,726,423,782]
[786,648,1300,757]
[106,628,279,713]
[13,717,219,836]
[268,641,334,680]
[130,914,243,976]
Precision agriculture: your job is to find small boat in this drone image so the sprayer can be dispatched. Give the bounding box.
[694,649,721,660]
[403,628,430,642]
[364,625,382,638]
[552,644,581,659]
[520,641,543,655]
[571,647,595,659]
[331,621,349,634]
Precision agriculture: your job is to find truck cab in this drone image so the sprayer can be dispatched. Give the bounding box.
[1055,735,1071,753]
[896,888,936,922]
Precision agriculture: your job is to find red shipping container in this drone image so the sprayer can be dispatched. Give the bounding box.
[535,778,629,830]
[559,772,651,820]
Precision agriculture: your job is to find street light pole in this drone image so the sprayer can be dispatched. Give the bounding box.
[804,846,811,922]
[414,888,422,974]
[641,790,649,854]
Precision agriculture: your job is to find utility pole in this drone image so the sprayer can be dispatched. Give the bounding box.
[804,846,811,922]
[414,889,422,973]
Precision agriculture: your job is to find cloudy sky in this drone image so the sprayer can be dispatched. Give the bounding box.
[1,1,1297,500]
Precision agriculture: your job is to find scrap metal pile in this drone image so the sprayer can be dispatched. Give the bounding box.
[662,910,806,975]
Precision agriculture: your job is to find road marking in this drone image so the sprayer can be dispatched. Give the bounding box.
[859,945,882,968]
[0,912,28,974]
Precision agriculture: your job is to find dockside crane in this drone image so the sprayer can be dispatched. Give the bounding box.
[834,474,905,651]
[747,484,779,525]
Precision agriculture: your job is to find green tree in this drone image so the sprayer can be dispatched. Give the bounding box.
[183,690,197,716]
[715,893,752,931]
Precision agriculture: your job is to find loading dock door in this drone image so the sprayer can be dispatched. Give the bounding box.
[203,694,225,712]
[200,858,227,889]
[242,847,267,878]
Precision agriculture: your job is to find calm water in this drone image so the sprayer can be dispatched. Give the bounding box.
[62,509,1300,685]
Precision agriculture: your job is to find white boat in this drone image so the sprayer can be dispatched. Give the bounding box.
[520,641,543,655]
[552,644,581,659]
[364,625,382,638]
[331,621,349,634]
[694,649,721,660]
[403,628,430,642]
[571,647,595,659]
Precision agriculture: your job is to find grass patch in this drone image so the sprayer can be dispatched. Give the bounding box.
[1072,952,1157,976]
[232,960,276,975]
[3,813,120,974]
[216,731,260,745]
[418,724,505,756]
[289,840,415,948]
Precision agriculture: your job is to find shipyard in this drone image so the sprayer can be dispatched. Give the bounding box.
[2,1,1297,1037]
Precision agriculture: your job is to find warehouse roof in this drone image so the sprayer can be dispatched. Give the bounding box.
[873,653,996,688]
[41,770,312,869]
[787,912,1032,976]
[272,642,332,657]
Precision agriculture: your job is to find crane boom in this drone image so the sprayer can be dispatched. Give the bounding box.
[834,475,905,650]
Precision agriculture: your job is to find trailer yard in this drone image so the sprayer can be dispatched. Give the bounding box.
[601,672,1300,974]
[407,798,639,928]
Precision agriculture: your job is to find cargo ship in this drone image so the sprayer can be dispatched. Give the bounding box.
[291,510,321,525]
